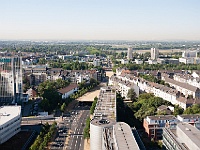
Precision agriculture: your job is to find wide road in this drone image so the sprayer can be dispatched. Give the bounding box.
[67,106,90,150]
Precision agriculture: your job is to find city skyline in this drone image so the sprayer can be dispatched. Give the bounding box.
[0,0,200,41]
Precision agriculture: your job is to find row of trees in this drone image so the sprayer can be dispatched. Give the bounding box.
[30,122,57,150]
[83,117,90,140]
[119,63,200,71]
[70,78,99,100]
[2,43,111,53]
[90,97,98,114]
[83,96,99,140]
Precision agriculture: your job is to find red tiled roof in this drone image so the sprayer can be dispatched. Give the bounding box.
[58,83,78,94]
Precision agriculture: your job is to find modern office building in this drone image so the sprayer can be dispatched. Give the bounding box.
[127,47,133,60]
[0,56,23,104]
[163,123,200,150]
[90,86,145,150]
[0,106,21,144]
[151,48,159,60]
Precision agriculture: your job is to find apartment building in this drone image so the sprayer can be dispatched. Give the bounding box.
[24,67,105,86]
[174,73,200,89]
[143,115,178,140]
[113,68,200,109]
[127,47,133,60]
[151,48,159,60]
[109,75,139,99]
[163,76,200,99]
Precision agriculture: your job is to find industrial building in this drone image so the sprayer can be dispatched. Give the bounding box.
[0,106,21,144]
[0,56,23,104]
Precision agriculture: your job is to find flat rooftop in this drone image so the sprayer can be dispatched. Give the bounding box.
[177,123,200,148]
[113,122,140,150]
[178,114,200,119]
[147,115,176,121]
[90,118,116,127]
[94,86,116,120]
[0,106,21,126]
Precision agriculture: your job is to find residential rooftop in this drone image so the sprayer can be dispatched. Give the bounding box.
[58,83,78,94]
[164,77,199,92]
[147,115,176,121]
[177,114,200,120]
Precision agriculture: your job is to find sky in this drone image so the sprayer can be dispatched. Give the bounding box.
[0,0,200,41]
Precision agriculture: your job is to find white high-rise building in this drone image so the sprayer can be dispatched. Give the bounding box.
[127,47,133,60]
[151,48,159,60]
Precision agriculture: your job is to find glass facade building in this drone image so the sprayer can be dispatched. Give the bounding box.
[0,56,22,104]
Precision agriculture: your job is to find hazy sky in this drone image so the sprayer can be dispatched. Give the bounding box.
[0,0,200,41]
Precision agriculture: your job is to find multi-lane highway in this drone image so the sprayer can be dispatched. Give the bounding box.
[67,107,90,150]
[47,105,90,150]
[66,105,90,150]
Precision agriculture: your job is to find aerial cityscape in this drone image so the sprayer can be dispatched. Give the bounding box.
[1,0,200,150]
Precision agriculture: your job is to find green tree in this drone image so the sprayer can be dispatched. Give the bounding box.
[133,93,172,121]
[38,58,47,65]
[184,104,200,114]
[60,103,66,112]
[127,88,137,102]
[90,97,98,114]
[173,105,184,116]
[39,98,50,112]
[83,117,90,139]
